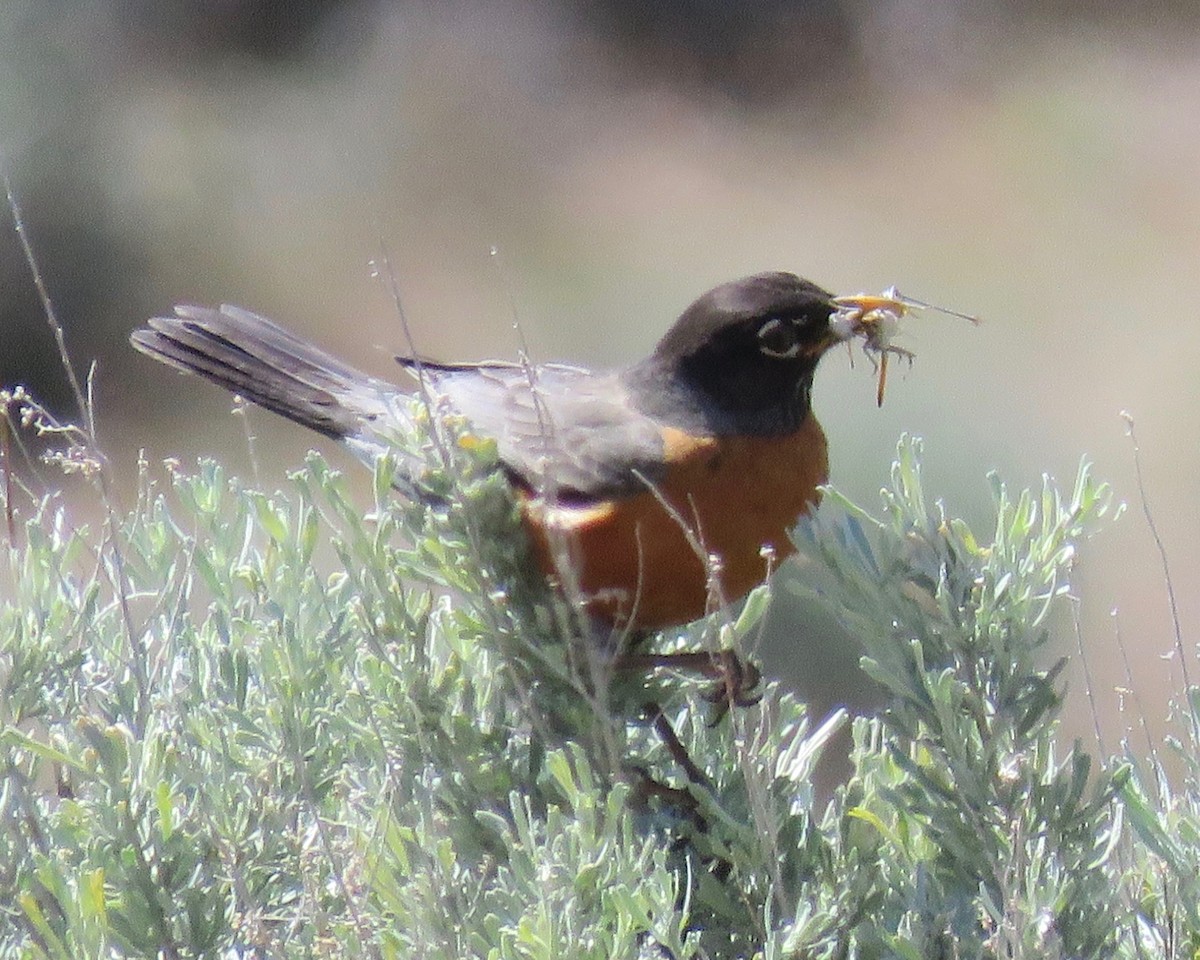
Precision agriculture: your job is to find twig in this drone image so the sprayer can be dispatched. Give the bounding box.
[1121,412,1192,691]
[1068,595,1106,756]
[232,395,262,487]
[3,166,89,424]
[3,162,150,734]
[1,404,14,545]
[1111,607,1163,795]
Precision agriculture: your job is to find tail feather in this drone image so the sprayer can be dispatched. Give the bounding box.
[131,304,398,442]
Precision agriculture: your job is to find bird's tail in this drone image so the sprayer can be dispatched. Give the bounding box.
[131,304,400,444]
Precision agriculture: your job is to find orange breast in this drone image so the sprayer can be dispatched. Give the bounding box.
[519,414,828,630]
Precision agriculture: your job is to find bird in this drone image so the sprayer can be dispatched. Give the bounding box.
[131,272,888,633]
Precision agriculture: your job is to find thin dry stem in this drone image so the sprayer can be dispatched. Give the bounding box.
[4,165,151,734]
[1122,412,1192,693]
[1111,607,1164,794]
[1069,594,1107,756]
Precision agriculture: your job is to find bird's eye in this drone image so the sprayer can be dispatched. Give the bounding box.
[756,317,801,358]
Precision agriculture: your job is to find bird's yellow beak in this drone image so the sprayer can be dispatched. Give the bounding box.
[831,292,909,315]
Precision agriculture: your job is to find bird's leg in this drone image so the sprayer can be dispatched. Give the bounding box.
[614,648,763,718]
[626,701,710,825]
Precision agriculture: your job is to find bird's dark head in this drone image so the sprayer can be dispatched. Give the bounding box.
[629,272,843,435]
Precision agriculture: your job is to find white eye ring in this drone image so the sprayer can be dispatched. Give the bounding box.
[756,317,801,358]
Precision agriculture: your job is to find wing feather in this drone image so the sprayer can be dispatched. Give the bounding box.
[412,361,670,499]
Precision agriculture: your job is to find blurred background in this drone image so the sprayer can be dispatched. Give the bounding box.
[2,0,1198,766]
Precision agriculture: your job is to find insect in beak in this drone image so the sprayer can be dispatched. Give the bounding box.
[830,287,979,406]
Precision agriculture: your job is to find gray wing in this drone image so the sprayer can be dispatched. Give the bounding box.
[131,304,667,502]
[403,358,668,500]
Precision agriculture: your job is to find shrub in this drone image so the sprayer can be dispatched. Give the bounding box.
[1,394,1197,959]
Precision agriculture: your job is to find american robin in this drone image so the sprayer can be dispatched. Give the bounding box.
[131,272,891,631]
